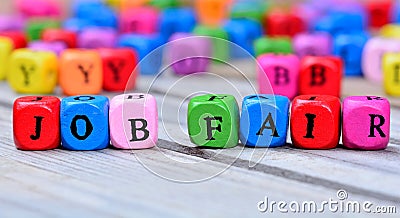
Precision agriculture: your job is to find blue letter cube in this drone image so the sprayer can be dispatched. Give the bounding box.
[333,31,369,76]
[313,11,366,36]
[240,94,289,147]
[159,7,196,39]
[72,1,117,28]
[224,18,263,58]
[61,95,110,151]
[118,34,164,75]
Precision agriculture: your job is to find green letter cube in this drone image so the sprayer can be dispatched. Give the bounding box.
[193,25,229,63]
[188,94,239,148]
[26,19,60,41]
[149,0,180,9]
[254,37,293,56]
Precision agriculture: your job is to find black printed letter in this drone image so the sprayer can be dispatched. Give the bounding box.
[129,119,150,141]
[204,116,223,140]
[368,114,386,138]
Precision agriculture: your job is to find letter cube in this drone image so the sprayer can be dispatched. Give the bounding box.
[333,32,369,76]
[99,48,138,91]
[195,0,230,26]
[78,27,117,48]
[0,37,13,80]
[149,0,180,9]
[293,32,332,58]
[264,9,305,37]
[230,1,266,22]
[188,94,239,148]
[119,7,159,34]
[290,95,341,149]
[59,49,103,96]
[254,37,293,57]
[0,15,25,31]
[26,19,60,41]
[16,0,61,18]
[13,96,60,150]
[42,29,77,48]
[118,34,164,75]
[362,37,400,83]
[28,41,66,56]
[73,1,117,28]
[223,19,263,58]
[343,96,390,150]
[159,8,196,39]
[61,95,109,151]
[379,24,400,38]
[257,54,300,99]
[0,31,27,48]
[120,0,148,10]
[109,94,158,149]
[299,56,342,97]
[365,0,392,28]
[8,49,58,94]
[193,25,229,63]
[240,95,289,147]
[313,12,365,36]
[383,52,400,96]
[167,33,211,75]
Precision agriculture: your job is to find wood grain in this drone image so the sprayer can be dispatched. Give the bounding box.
[1,74,400,217]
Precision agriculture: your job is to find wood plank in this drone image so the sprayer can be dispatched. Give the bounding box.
[1,76,400,216]
[1,100,398,217]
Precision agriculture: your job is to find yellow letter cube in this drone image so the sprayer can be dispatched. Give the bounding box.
[383,52,400,96]
[380,24,400,39]
[0,37,13,80]
[8,49,58,94]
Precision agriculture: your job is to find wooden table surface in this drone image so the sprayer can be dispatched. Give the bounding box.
[0,61,399,217]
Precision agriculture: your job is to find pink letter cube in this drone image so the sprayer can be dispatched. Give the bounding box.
[110,93,158,149]
[257,54,300,99]
[362,37,400,83]
[343,96,390,150]
[293,32,332,58]
[119,7,159,34]
[16,0,61,17]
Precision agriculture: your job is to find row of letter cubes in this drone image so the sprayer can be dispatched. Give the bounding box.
[14,94,158,151]
[11,0,398,31]
[14,94,390,151]
[1,47,138,94]
[188,94,390,151]
[257,55,343,99]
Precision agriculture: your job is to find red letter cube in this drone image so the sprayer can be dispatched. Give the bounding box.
[366,0,392,28]
[290,95,341,149]
[265,9,305,37]
[13,96,60,150]
[299,56,342,97]
[0,31,27,48]
[42,28,77,48]
[99,48,138,92]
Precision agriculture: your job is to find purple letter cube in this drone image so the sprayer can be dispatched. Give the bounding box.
[167,33,212,75]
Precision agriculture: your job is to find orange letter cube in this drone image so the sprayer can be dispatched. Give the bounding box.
[59,49,103,96]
